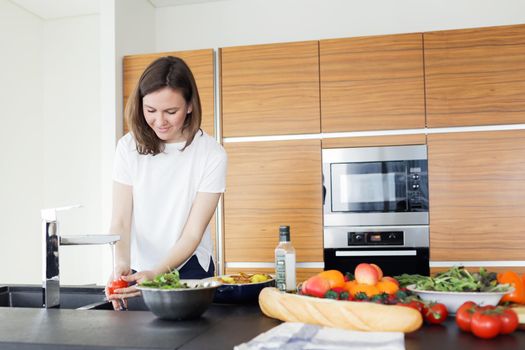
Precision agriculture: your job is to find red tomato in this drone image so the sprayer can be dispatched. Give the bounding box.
[108,279,128,295]
[499,309,519,334]
[303,275,331,298]
[455,301,478,332]
[399,300,425,315]
[471,311,502,339]
[424,303,449,324]
[478,305,497,311]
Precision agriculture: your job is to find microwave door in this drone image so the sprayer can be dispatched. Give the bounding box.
[330,161,407,213]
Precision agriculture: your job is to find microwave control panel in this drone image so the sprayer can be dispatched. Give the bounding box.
[406,160,428,210]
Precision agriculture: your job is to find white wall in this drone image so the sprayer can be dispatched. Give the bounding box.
[155,0,525,51]
[0,0,155,287]
[0,0,44,284]
[42,14,103,285]
[0,0,102,285]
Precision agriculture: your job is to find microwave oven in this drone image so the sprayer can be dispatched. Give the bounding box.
[322,145,429,227]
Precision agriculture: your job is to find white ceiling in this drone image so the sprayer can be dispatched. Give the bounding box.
[9,0,229,20]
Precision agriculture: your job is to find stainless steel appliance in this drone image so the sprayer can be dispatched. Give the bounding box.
[323,226,429,276]
[322,145,430,276]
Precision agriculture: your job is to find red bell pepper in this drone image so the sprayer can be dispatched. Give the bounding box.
[497,271,525,304]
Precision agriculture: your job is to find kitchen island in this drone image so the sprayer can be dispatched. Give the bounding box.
[0,302,524,349]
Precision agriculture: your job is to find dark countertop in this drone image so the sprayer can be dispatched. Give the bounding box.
[1,303,524,350]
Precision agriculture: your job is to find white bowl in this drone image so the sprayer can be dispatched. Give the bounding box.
[406,285,513,314]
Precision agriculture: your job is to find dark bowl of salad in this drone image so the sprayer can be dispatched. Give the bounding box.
[136,271,221,320]
[206,273,275,304]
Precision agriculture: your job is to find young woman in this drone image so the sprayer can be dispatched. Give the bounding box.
[106,56,227,308]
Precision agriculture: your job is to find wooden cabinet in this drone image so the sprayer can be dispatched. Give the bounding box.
[320,34,425,133]
[223,140,323,263]
[220,41,320,137]
[123,49,215,135]
[428,130,525,261]
[425,24,525,127]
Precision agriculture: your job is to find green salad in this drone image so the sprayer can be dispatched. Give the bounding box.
[139,270,190,289]
[395,266,511,292]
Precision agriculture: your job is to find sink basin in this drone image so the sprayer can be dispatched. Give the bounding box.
[0,285,148,310]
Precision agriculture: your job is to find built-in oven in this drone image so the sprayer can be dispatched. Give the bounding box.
[323,226,430,276]
[322,145,430,276]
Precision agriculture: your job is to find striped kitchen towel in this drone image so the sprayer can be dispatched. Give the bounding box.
[235,322,405,350]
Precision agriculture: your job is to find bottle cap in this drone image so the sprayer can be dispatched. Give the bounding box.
[279,225,290,242]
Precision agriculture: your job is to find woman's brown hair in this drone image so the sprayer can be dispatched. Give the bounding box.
[125,56,202,155]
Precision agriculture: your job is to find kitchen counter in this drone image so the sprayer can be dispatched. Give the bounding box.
[1,302,524,350]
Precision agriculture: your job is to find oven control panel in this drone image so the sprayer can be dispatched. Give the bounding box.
[348,231,404,245]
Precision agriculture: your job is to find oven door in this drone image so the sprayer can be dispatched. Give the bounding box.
[323,247,430,276]
[323,225,430,276]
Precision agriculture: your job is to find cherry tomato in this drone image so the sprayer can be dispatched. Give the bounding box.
[455,301,478,332]
[471,311,502,339]
[108,278,128,295]
[424,303,449,324]
[499,308,519,334]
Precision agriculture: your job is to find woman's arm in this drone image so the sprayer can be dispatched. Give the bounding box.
[153,191,222,275]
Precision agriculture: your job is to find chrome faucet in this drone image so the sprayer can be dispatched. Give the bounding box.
[42,205,120,308]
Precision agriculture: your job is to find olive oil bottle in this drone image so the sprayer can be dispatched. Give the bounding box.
[274,225,296,292]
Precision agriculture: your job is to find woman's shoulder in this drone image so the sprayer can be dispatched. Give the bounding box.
[194,131,226,156]
[117,133,137,149]
[115,133,140,159]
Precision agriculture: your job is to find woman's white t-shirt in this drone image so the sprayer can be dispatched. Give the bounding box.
[113,131,227,272]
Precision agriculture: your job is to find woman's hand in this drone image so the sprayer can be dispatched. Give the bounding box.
[105,265,132,310]
[108,270,159,302]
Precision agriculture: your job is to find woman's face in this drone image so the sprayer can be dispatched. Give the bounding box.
[142,87,192,143]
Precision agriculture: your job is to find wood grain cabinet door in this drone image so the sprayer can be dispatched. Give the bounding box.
[123,49,215,135]
[224,140,323,263]
[320,33,425,133]
[428,130,525,262]
[425,24,525,127]
[220,41,320,137]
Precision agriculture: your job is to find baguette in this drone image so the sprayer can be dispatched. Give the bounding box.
[259,287,423,333]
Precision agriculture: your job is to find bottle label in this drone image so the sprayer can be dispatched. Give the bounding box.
[275,251,286,291]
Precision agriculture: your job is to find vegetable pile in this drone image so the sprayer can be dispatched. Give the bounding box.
[300,264,400,301]
[396,266,510,292]
[139,270,190,289]
[298,264,449,325]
